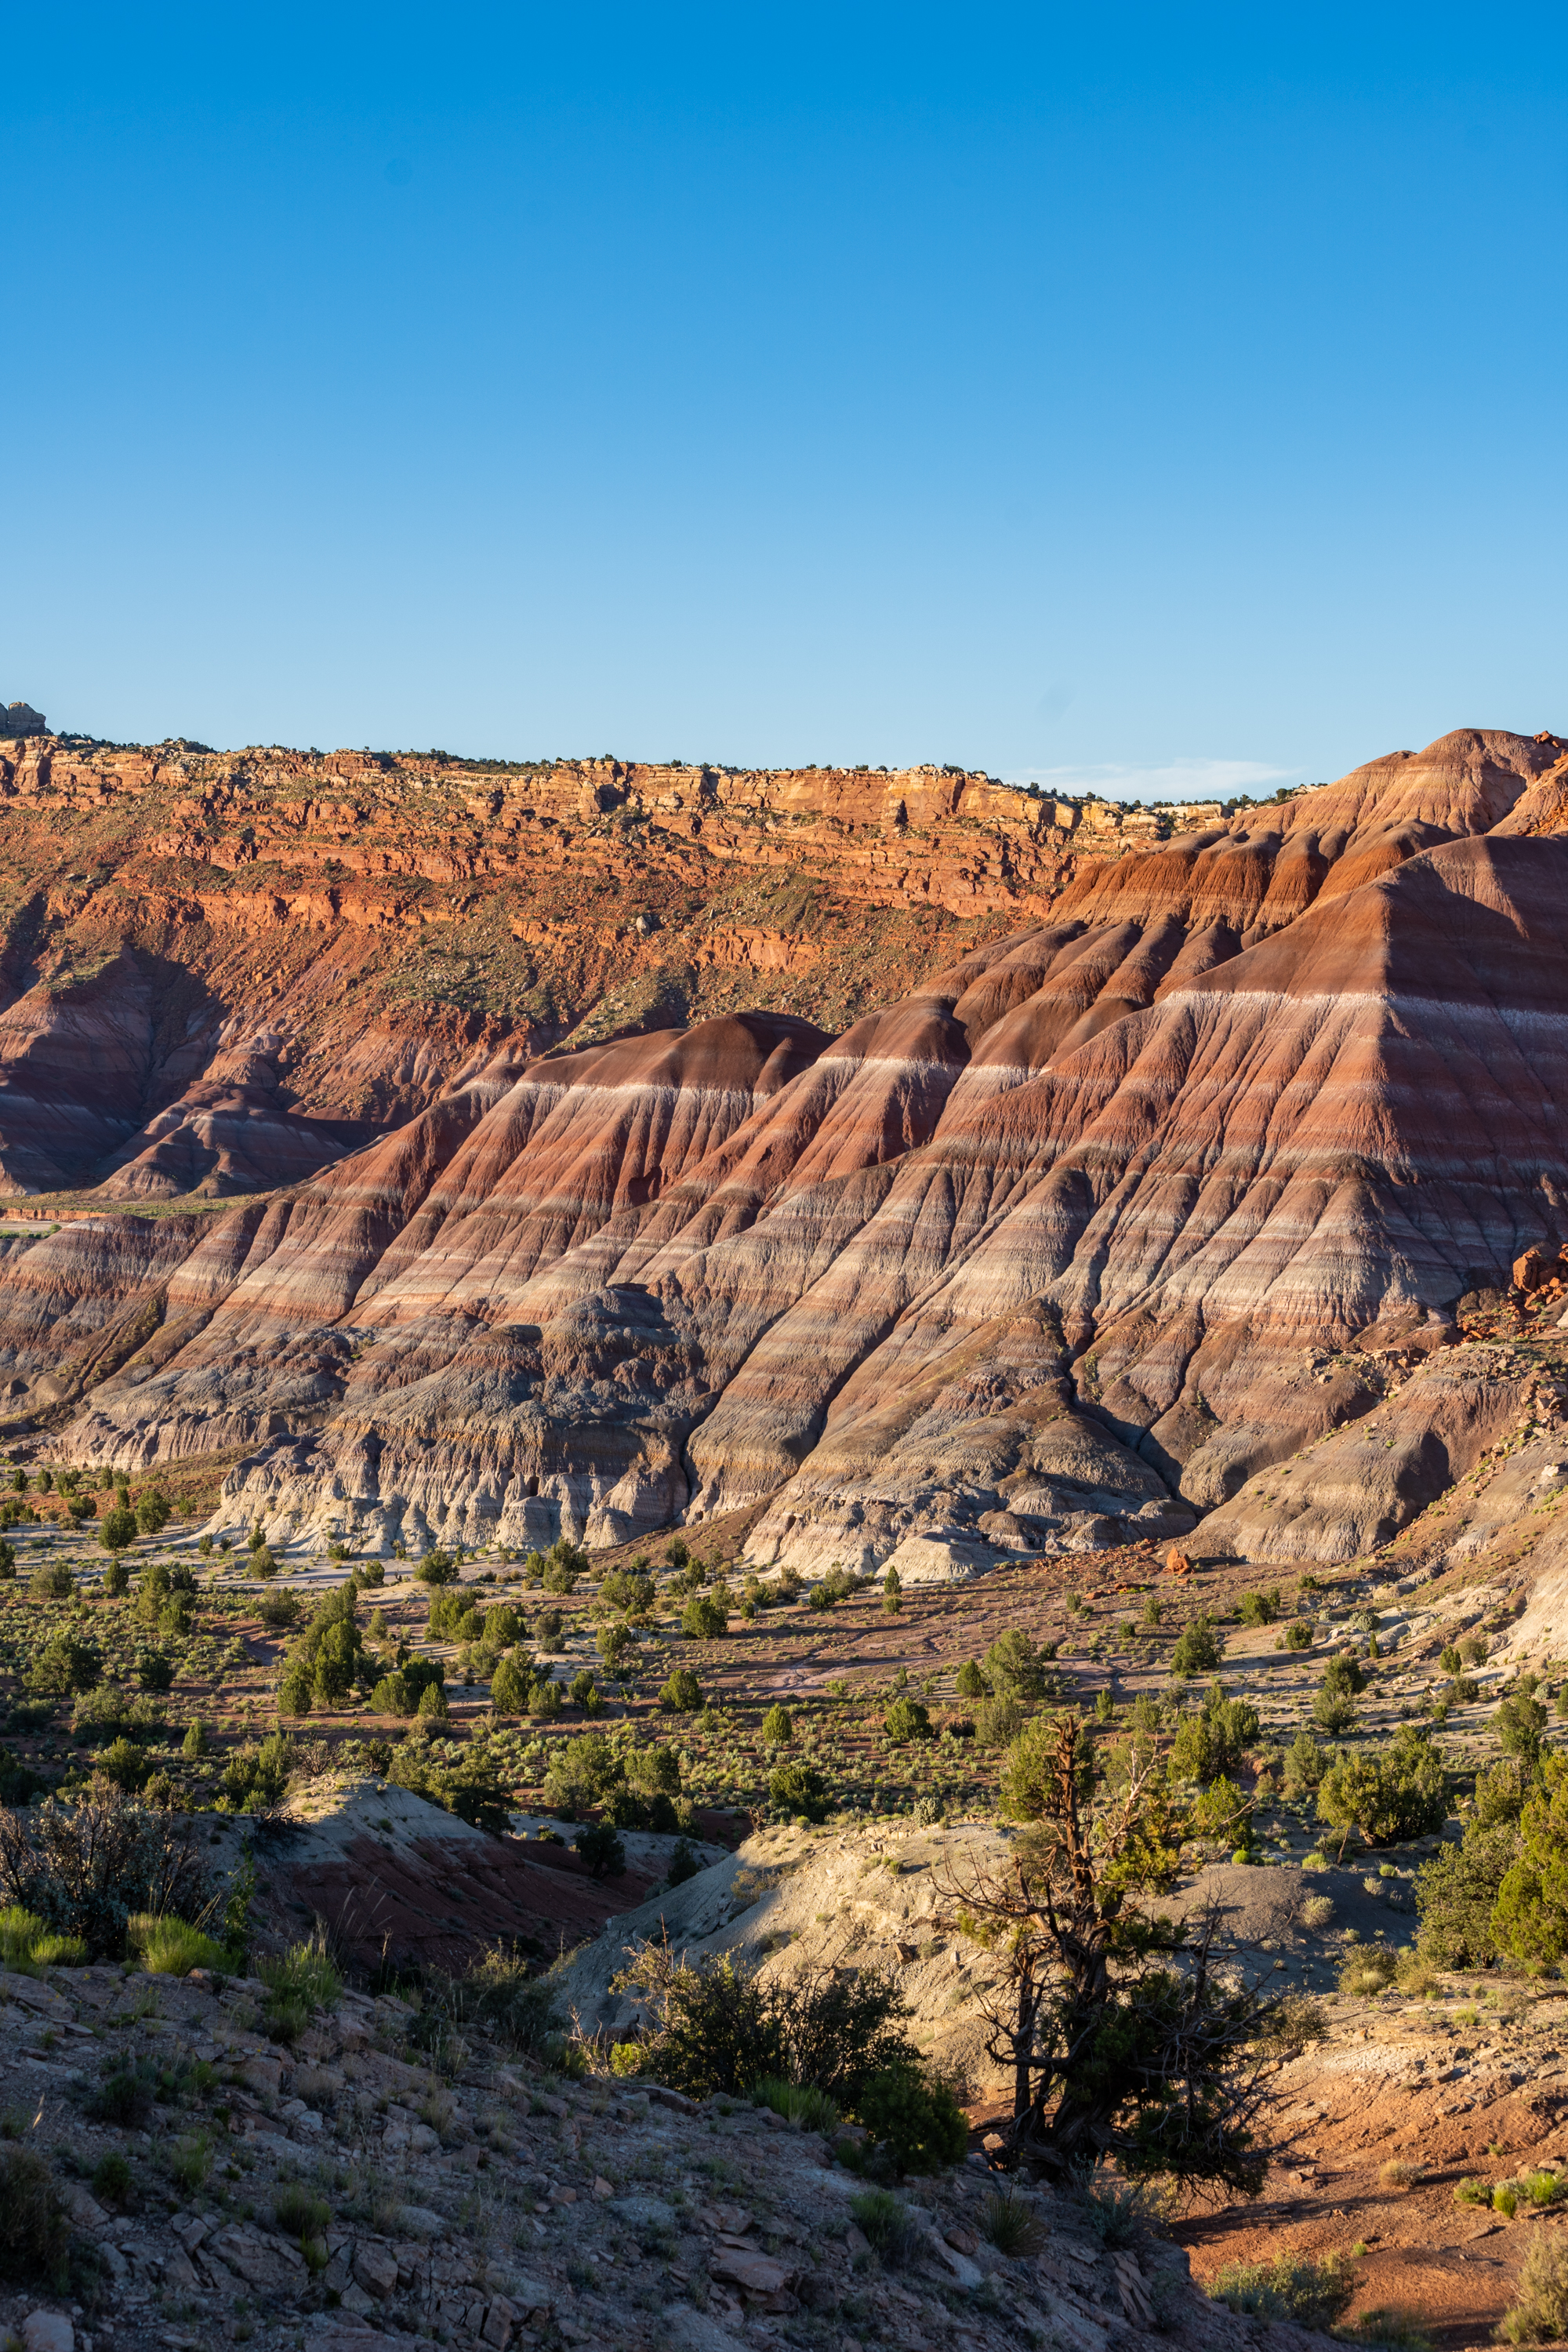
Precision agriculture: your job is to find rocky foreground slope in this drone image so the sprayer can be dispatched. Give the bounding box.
[8,1797,1568,2352]
[2,724,1567,1571]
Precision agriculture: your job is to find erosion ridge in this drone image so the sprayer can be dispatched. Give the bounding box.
[1,723,1567,1570]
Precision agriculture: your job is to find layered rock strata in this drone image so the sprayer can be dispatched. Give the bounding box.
[1,725,1560,1572]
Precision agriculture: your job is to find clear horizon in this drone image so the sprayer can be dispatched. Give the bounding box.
[2,4,1563,801]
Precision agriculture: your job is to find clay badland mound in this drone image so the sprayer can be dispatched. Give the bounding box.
[2,723,1567,1571]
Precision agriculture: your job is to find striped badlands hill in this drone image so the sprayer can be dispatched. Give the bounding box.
[7,724,1568,1572]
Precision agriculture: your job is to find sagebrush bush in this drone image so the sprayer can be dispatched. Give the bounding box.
[1501,2230,1568,2342]
[0,1786,208,1959]
[1338,1941,1399,1998]
[616,1942,915,2105]
[1210,2250,1358,2328]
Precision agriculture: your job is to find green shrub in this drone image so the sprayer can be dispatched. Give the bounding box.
[620,1941,913,2104]
[417,1682,449,1720]
[1317,1725,1448,1846]
[133,1915,232,1975]
[387,1741,510,1833]
[1171,1686,1260,1784]
[600,1570,655,1617]
[1285,1619,1313,1650]
[260,1936,341,2038]
[416,1548,459,1585]
[660,1668,704,1713]
[974,1691,1024,1749]
[761,1704,793,1745]
[30,1561,74,1600]
[1500,2230,1568,2343]
[981,2189,1045,2256]
[768,1759,829,1820]
[667,1837,701,1886]
[0,1784,209,1958]
[984,1628,1049,1699]
[541,1538,589,1595]
[1191,1775,1251,1846]
[1237,1589,1281,1627]
[1454,2176,1490,2205]
[848,2187,916,2263]
[489,1656,528,1715]
[274,2183,332,2241]
[1283,1728,1327,1792]
[1314,1687,1358,1734]
[27,1632,102,1697]
[98,1736,153,1792]
[0,2143,67,2281]
[575,1822,626,1880]
[997,1711,1094,1824]
[169,2130,211,2194]
[92,2150,134,2209]
[99,1507,138,1554]
[1490,1760,1568,1968]
[93,2063,155,2127]
[1171,1615,1223,1677]
[955,1660,989,1700]
[807,1564,859,1613]
[858,2065,967,2174]
[535,1607,564,1649]
[1495,2183,1520,2217]
[527,1676,561,1720]
[750,2075,840,2133]
[1338,1940,1399,1998]
[1497,1691,1549,1766]
[1209,2250,1359,2328]
[0,1904,87,1971]
[220,1733,294,1814]
[597,1621,635,1671]
[681,1592,728,1640]
[1414,1820,1519,1967]
[884,1696,931,1744]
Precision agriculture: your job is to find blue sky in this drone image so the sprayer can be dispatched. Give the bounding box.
[3,5,1564,796]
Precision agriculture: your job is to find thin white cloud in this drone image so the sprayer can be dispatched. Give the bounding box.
[1004,756,1297,804]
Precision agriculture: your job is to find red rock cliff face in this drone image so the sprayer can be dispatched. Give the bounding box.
[6,724,1568,1570]
[0,731,1136,1196]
